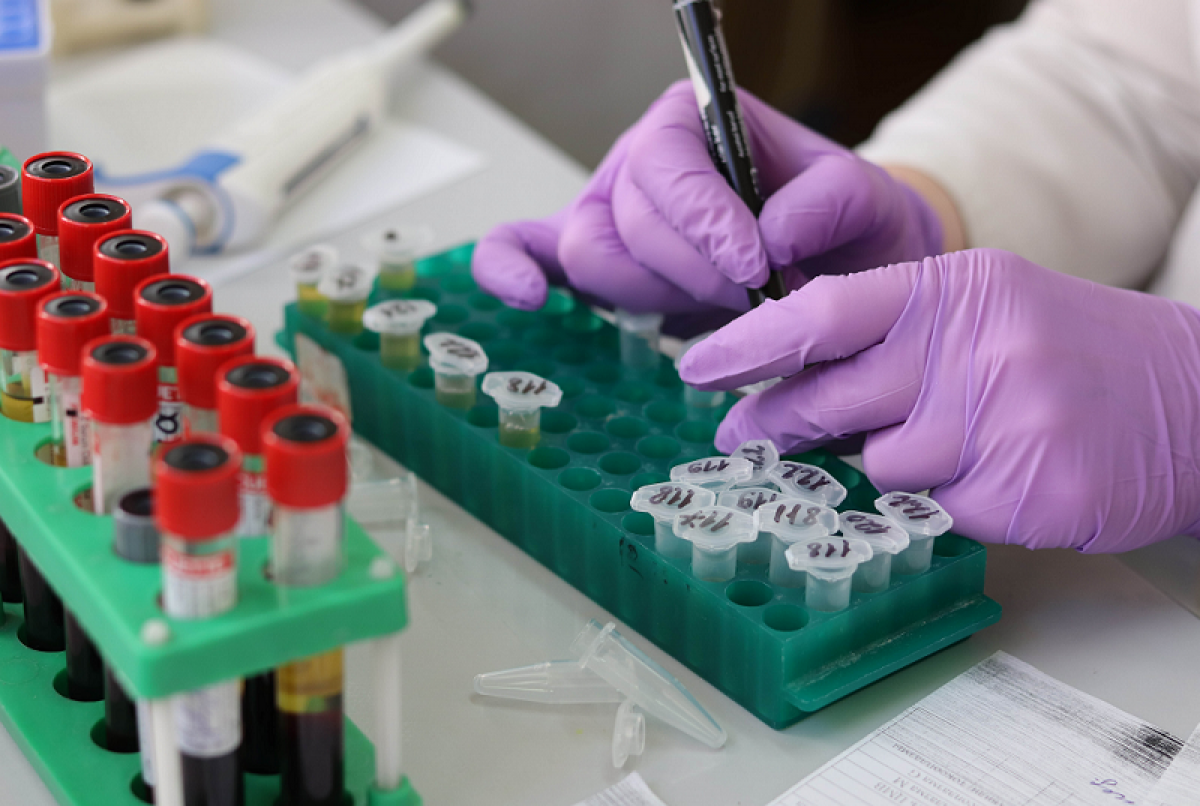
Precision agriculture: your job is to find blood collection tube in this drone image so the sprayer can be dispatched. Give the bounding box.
[0,520,20,603]
[57,194,132,292]
[0,213,37,262]
[38,292,110,467]
[16,549,64,651]
[0,259,60,423]
[134,275,213,445]
[94,230,171,334]
[0,164,19,214]
[264,404,350,806]
[155,436,244,806]
[81,336,158,515]
[21,152,94,268]
[175,314,255,436]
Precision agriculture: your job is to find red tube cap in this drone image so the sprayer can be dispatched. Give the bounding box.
[133,275,212,366]
[0,214,37,263]
[37,292,110,376]
[155,435,242,540]
[217,357,300,455]
[81,336,158,424]
[95,230,171,320]
[0,260,61,351]
[22,153,95,236]
[262,404,349,508]
[175,314,255,409]
[58,195,133,284]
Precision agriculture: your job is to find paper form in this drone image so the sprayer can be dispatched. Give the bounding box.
[573,773,670,806]
[1145,723,1200,806]
[769,652,1182,806]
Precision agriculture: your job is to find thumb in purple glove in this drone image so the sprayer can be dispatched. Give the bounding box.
[680,249,1200,552]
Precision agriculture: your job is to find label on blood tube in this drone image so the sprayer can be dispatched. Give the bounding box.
[272,505,343,585]
[236,470,271,537]
[163,544,236,618]
[277,648,343,714]
[293,334,352,421]
[135,700,157,786]
[174,681,241,758]
[60,381,90,468]
[155,382,183,443]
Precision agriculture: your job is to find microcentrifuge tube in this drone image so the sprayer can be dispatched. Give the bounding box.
[754,498,840,588]
[631,482,716,560]
[669,456,754,490]
[318,264,374,336]
[37,291,109,468]
[289,244,338,318]
[424,332,489,409]
[730,439,780,487]
[56,194,131,292]
[482,371,563,449]
[841,511,910,593]
[676,333,727,412]
[94,230,171,334]
[21,152,94,270]
[616,309,664,374]
[612,699,646,769]
[768,461,848,507]
[0,260,60,423]
[718,486,781,564]
[785,536,873,613]
[875,492,954,576]
[365,225,433,292]
[363,298,437,371]
[672,505,756,582]
[175,313,255,436]
[473,660,624,705]
[0,213,37,263]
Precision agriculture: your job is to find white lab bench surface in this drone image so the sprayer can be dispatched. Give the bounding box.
[6,2,1200,805]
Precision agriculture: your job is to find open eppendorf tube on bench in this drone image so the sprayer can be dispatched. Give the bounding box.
[56,194,132,293]
[841,511,910,593]
[155,435,245,806]
[21,151,94,271]
[786,535,873,612]
[0,260,59,423]
[616,309,663,375]
[37,292,110,468]
[768,460,848,507]
[364,224,433,292]
[362,298,437,371]
[754,498,840,588]
[676,334,726,412]
[875,492,954,575]
[318,263,373,336]
[718,486,781,564]
[670,455,753,491]
[424,332,488,409]
[175,313,255,436]
[94,230,171,334]
[672,505,756,582]
[631,482,716,560]
[482,371,563,449]
[288,244,338,318]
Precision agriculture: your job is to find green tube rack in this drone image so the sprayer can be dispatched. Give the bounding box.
[279,243,1001,729]
[0,414,419,805]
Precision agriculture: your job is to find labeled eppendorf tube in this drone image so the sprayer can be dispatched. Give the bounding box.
[317,264,373,336]
[717,486,781,564]
[676,334,726,412]
[134,275,213,444]
[37,292,110,468]
[841,510,910,593]
[155,436,244,806]
[785,536,873,612]
[288,244,338,318]
[0,213,37,262]
[631,482,716,560]
[0,260,60,423]
[768,460,848,507]
[57,193,132,292]
[424,332,488,409]
[363,298,437,371]
[730,438,780,488]
[81,335,158,514]
[875,492,954,576]
[672,505,756,582]
[482,371,563,449]
[616,309,663,374]
[264,404,351,806]
[670,456,753,491]
[218,356,300,538]
[175,313,255,436]
[754,498,840,588]
[95,230,171,334]
[365,224,432,292]
[21,151,94,269]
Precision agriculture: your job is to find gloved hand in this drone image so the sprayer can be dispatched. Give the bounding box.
[472,81,943,317]
[678,249,1200,552]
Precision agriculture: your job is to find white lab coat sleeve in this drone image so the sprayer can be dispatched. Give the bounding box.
[856,1,1200,288]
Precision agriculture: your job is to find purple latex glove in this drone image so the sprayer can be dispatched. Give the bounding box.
[472,81,942,317]
[679,249,1200,552]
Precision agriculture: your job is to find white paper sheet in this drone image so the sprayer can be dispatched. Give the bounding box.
[1145,723,1200,806]
[769,652,1183,806]
[572,773,669,806]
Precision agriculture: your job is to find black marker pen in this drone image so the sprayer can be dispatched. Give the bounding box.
[672,0,788,305]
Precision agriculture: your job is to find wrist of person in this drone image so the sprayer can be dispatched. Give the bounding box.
[884,164,968,254]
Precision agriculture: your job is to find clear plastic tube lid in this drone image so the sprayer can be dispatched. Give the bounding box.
[364,224,433,262]
[612,700,646,768]
[362,299,437,335]
[874,491,954,537]
[840,510,910,555]
[785,536,873,582]
[718,486,782,514]
[316,264,373,302]
[730,439,780,486]
[631,482,715,523]
[671,505,756,553]
[287,244,338,284]
[615,309,664,334]
[754,498,840,543]
[768,461,847,507]
[481,371,562,412]
[423,332,488,377]
[669,456,753,489]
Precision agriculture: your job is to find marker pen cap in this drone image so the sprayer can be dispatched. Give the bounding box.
[155,435,242,540]
[21,153,94,236]
[38,292,110,376]
[217,356,299,455]
[95,230,171,319]
[0,165,20,215]
[263,404,349,508]
[175,314,255,409]
[133,275,212,366]
[0,214,37,263]
[57,195,133,283]
[81,336,158,424]
[0,260,61,351]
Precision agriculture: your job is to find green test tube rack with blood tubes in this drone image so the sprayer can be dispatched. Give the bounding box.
[279,241,1001,729]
